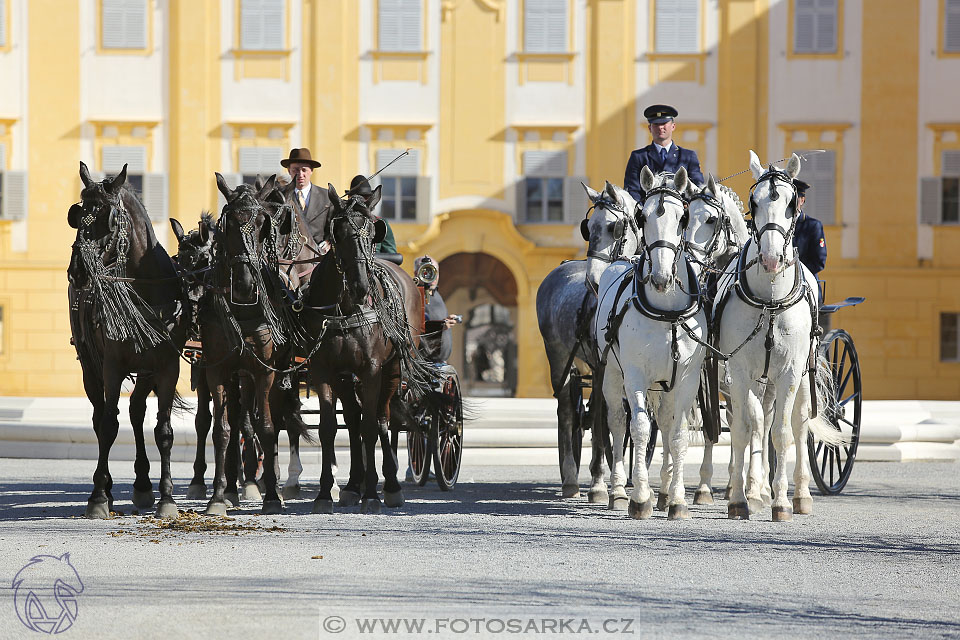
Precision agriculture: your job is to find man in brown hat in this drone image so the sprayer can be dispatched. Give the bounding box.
[280,148,330,249]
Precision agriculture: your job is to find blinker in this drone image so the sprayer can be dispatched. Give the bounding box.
[579,218,590,241]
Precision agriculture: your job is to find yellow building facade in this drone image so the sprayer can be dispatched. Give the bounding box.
[0,0,958,399]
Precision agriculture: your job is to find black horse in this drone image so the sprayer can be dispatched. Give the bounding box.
[67,162,189,519]
[301,184,437,514]
[199,174,307,516]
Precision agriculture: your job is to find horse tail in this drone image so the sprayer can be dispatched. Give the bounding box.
[807,352,847,447]
[171,389,192,417]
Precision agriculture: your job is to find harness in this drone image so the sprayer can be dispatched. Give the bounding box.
[580,196,640,267]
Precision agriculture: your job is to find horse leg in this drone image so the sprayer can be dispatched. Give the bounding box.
[237,378,263,503]
[557,377,580,499]
[358,374,383,514]
[254,372,282,515]
[792,382,815,515]
[310,378,338,514]
[770,380,800,522]
[602,369,629,511]
[129,377,155,509]
[746,388,774,514]
[86,367,124,519]
[337,376,364,505]
[587,390,609,504]
[378,366,403,508]
[759,385,775,508]
[623,380,654,520]
[283,431,303,500]
[187,373,212,499]
[662,395,691,520]
[152,363,179,519]
[223,381,243,507]
[727,383,759,520]
[657,426,672,512]
[205,375,231,516]
[695,435,715,505]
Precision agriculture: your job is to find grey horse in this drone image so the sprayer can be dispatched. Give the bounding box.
[536,182,641,500]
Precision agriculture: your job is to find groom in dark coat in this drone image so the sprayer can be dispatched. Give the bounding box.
[624,104,704,203]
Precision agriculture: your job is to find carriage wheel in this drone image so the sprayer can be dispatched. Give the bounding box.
[809,329,862,495]
[568,370,586,475]
[433,373,464,491]
[406,420,431,487]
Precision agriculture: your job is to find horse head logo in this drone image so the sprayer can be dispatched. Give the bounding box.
[12,553,84,634]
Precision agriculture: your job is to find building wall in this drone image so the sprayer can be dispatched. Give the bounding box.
[0,0,958,399]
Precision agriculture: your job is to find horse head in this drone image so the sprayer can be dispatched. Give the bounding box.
[324,182,384,308]
[581,181,640,293]
[747,150,801,274]
[686,173,748,275]
[637,166,690,293]
[172,213,217,297]
[215,173,279,305]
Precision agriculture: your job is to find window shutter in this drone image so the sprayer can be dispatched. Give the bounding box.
[241,0,284,51]
[795,149,835,226]
[919,178,942,225]
[794,0,815,53]
[943,150,960,176]
[515,177,529,222]
[0,171,27,220]
[141,173,167,222]
[563,176,589,224]
[379,0,420,52]
[102,145,147,173]
[522,150,567,176]
[814,0,837,53]
[946,0,960,53]
[0,143,6,170]
[217,173,244,212]
[102,0,147,49]
[377,149,419,176]
[0,0,6,48]
[525,0,567,53]
[262,0,284,50]
[238,146,283,176]
[656,0,698,54]
[400,0,422,52]
[415,175,431,224]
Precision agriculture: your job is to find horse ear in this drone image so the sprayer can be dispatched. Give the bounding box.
[198,219,211,244]
[785,153,802,180]
[108,164,127,193]
[749,150,763,179]
[604,181,618,204]
[640,165,656,192]
[705,173,717,196]
[674,166,688,194]
[79,161,93,188]
[170,218,185,242]
[254,176,264,190]
[582,182,601,203]
[279,207,294,235]
[373,218,386,244]
[257,174,277,200]
[326,183,340,206]
[215,172,232,201]
[68,203,83,229]
[367,184,382,212]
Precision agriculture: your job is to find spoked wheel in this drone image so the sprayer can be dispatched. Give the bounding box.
[406,417,431,487]
[809,329,862,495]
[569,370,586,475]
[433,373,464,491]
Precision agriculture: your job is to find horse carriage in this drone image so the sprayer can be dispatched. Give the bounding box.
[540,152,862,520]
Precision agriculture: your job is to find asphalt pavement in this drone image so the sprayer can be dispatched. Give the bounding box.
[1,457,958,639]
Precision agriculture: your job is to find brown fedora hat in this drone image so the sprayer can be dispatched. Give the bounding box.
[280,147,321,169]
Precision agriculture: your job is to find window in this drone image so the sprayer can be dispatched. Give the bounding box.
[793,148,836,225]
[947,0,960,53]
[240,0,284,51]
[375,149,418,221]
[920,151,960,225]
[794,0,837,55]
[0,141,27,221]
[655,0,699,54]
[521,151,565,223]
[238,146,284,185]
[524,0,567,53]
[0,0,7,48]
[101,0,147,50]
[102,145,146,194]
[379,0,421,52]
[942,313,960,361]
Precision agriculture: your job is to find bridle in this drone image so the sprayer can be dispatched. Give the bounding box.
[636,183,689,286]
[747,168,799,249]
[581,195,640,265]
[71,189,129,286]
[328,196,378,276]
[686,190,734,267]
[218,192,280,306]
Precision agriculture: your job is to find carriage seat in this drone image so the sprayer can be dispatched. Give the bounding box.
[376,252,404,265]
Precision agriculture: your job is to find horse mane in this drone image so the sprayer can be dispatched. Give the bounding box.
[715,183,749,245]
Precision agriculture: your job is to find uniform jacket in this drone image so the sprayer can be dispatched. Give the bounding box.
[792,211,827,275]
[282,182,331,245]
[421,290,452,363]
[624,143,705,203]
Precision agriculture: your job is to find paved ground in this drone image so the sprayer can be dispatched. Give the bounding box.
[1,457,958,639]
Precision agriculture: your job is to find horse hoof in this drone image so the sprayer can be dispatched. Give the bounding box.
[723,486,731,501]
[628,499,653,520]
[383,489,404,508]
[85,500,111,519]
[561,484,580,499]
[282,484,301,500]
[224,491,240,508]
[793,497,813,515]
[587,487,608,504]
[727,503,749,520]
[339,490,361,507]
[747,497,765,515]
[185,484,207,500]
[156,500,178,519]
[610,495,629,512]
[693,489,714,505]
[262,500,283,515]
[132,489,155,510]
[312,499,334,514]
[772,506,793,522]
[656,492,668,512]
[668,504,690,520]
[360,499,381,514]
[242,482,262,503]
[205,501,228,517]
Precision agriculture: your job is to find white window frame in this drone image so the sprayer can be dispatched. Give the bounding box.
[240,0,285,51]
[524,0,568,54]
[793,0,838,55]
[654,0,700,54]
[101,0,148,50]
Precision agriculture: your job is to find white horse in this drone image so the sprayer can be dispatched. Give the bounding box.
[595,167,707,519]
[714,151,844,521]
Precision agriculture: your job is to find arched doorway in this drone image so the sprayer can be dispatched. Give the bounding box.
[437,252,518,397]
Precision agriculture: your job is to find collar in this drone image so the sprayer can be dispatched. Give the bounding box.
[654,142,674,154]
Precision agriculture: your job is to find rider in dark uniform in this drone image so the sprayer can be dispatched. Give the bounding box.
[791,179,827,276]
[624,104,705,203]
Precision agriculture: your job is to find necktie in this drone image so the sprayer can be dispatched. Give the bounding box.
[297,190,306,209]
[659,147,667,164]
